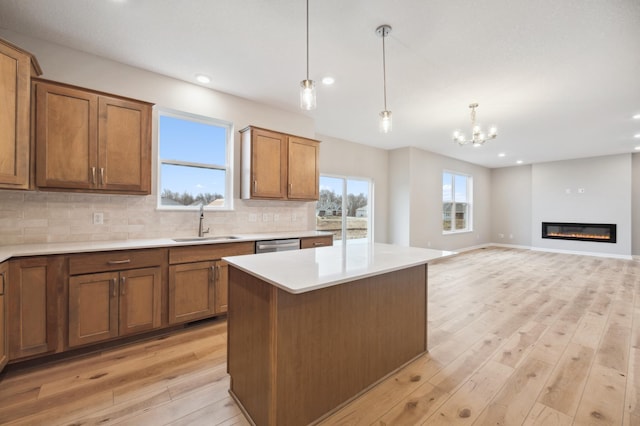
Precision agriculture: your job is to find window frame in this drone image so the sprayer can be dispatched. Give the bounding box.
[316,174,374,243]
[442,170,473,234]
[156,107,234,211]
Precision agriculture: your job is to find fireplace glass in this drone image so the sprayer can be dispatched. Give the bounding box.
[541,222,616,243]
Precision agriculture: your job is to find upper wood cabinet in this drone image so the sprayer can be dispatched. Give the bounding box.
[240,126,320,201]
[33,79,152,194]
[0,38,42,190]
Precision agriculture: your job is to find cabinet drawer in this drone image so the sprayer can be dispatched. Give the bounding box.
[169,242,254,264]
[300,236,333,249]
[69,249,165,275]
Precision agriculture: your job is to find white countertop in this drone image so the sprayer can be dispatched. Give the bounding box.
[0,231,332,263]
[223,242,455,294]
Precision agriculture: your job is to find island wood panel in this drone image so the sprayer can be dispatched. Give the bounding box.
[227,264,427,426]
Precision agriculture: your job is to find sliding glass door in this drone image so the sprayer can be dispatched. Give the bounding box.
[316,175,372,242]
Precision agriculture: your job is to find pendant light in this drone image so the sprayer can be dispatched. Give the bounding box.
[376,25,392,133]
[299,0,316,110]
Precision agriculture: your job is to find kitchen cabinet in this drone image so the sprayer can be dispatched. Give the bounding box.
[240,126,320,201]
[300,235,333,249]
[33,79,152,194]
[8,256,63,361]
[0,262,8,371]
[0,38,41,190]
[168,242,253,324]
[67,249,163,348]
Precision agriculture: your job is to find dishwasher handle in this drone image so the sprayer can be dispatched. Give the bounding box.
[256,242,300,250]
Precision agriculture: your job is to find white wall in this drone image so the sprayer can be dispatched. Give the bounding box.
[317,135,389,243]
[388,147,491,251]
[490,165,532,247]
[633,153,640,256]
[531,154,632,257]
[388,148,411,246]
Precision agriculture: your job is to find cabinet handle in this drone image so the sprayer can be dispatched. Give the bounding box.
[210,265,215,283]
[313,242,325,246]
[107,259,131,265]
[91,167,97,185]
[253,180,257,193]
[215,264,220,281]
[0,272,5,295]
[100,168,105,186]
[289,183,292,193]
[121,276,126,296]
[111,278,117,297]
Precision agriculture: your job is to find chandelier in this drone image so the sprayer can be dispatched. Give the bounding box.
[453,103,497,147]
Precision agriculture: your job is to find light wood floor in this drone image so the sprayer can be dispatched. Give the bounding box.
[1,247,639,425]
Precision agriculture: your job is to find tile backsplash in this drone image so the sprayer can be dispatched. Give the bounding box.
[0,190,315,245]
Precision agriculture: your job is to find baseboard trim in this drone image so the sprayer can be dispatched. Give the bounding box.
[529,246,633,260]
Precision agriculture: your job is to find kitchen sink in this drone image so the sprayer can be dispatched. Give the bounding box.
[172,235,242,242]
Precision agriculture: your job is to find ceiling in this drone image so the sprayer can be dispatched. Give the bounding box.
[1,0,639,168]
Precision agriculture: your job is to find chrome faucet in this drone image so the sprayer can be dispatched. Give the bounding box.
[198,204,210,237]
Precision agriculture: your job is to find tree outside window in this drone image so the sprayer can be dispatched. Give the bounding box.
[316,175,371,242]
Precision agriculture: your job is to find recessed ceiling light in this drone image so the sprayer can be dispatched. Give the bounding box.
[634,133,640,139]
[516,160,523,164]
[322,76,335,85]
[633,113,640,120]
[635,146,640,151]
[195,74,211,84]
[498,153,506,157]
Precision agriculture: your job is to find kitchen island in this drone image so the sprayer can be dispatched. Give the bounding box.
[224,242,453,426]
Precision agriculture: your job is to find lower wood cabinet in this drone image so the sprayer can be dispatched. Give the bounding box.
[168,242,253,324]
[7,256,63,361]
[0,261,8,371]
[68,266,162,348]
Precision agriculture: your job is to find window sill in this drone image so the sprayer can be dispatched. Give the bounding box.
[442,229,473,235]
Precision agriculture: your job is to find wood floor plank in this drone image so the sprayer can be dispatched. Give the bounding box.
[573,363,626,425]
[537,342,595,417]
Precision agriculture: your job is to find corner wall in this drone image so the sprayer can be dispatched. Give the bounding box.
[490,165,532,247]
[388,147,491,251]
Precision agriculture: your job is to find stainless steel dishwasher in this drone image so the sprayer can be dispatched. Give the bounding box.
[255,238,300,253]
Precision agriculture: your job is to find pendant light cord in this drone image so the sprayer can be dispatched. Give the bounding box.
[382,31,387,110]
[306,0,310,80]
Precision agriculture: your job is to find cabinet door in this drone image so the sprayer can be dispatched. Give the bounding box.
[215,260,229,314]
[288,136,319,200]
[8,257,59,359]
[169,261,216,324]
[68,271,119,347]
[251,128,287,199]
[35,82,98,190]
[0,262,8,371]
[119,267,162,336]
[98,96,151,193]
[0,41,31,189]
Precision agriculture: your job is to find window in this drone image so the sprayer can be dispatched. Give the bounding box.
[158,109,232,209]
[316,175,372,242]
[443,171,472,233]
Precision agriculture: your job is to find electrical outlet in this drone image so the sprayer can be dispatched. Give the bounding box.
[93,212,104,225]
[262,213,270,222]
[499,233,504,238]
[248,213,257,222]
[509,233,514,239]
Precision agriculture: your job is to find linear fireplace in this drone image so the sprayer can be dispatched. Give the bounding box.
[541,222,616,243]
